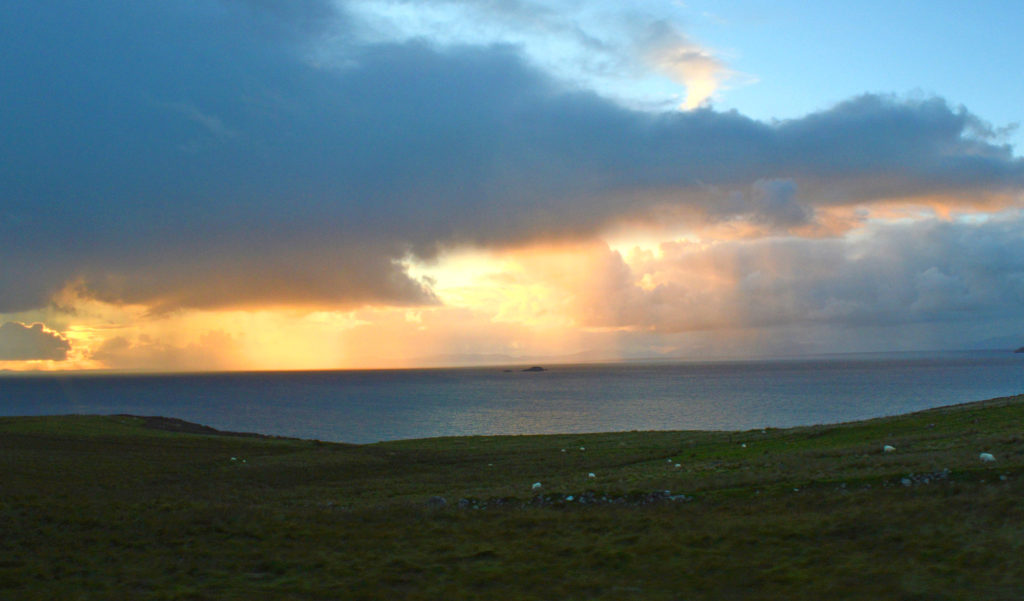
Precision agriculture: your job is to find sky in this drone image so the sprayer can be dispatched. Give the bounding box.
[2,0,1023,372]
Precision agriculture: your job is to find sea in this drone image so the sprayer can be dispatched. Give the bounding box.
[1,351,1023,444]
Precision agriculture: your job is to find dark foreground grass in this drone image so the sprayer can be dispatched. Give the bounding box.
[2,396,1024,599]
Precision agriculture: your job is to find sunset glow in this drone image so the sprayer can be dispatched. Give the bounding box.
[2,1,1023,372]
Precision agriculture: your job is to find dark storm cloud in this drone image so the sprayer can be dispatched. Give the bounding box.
[0,322,70,361]
[1,2,1021,312]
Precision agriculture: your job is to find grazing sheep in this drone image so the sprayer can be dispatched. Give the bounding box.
[883,445,896,453]
[587,472,596,478]
[532,482,542,490]
[674,463,681,469]
[980,452,996,462]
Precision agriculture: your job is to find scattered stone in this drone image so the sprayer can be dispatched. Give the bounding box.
[455,490,693,510]
[425,496,447,508]
[891,469,951,488]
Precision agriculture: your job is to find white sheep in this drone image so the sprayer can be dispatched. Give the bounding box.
[532,482,542,489]
[587,472,595,478]
[883,445,896,453]
[980,452,996,462]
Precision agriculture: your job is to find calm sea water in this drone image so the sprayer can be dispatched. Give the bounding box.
[2,352,1023,443]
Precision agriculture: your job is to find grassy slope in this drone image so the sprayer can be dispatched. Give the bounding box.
[1,397,1024,600]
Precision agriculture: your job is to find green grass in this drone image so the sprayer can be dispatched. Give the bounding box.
[2,395,1024,599]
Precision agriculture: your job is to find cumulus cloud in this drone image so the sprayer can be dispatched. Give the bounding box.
[640,20,731,109]
[511,214,1024,335]
[1,1,1021,315]
[0,322,71,361]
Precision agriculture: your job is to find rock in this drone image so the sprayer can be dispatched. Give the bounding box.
[521,366,546,372]
[425,496,447,508]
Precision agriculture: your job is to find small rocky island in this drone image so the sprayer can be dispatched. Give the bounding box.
[521,366,546,372]
[1015,347,1024,354]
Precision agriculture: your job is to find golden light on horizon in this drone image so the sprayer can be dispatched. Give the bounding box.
[3,190,1023,374]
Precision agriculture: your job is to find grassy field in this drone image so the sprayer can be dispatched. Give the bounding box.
[2,395,1024,599]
